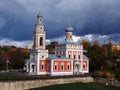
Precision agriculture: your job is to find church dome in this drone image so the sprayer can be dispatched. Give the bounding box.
[65,21,74,32]
[66,26,74,32]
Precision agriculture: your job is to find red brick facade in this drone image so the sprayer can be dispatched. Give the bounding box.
[39,60,50,72]
[53,60,72,72]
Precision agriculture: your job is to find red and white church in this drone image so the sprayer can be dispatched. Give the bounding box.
[25,13,89,76]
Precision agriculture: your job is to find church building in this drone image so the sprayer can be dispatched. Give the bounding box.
[25,13,89,76]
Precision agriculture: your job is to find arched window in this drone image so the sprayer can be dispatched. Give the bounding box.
[60,51,61,55]
[56,51,58,54]
[78,55,81,59]
[54,63,58,70]
[67,63,70,70]
[74,55,76,59]
[61,63,64,71]
[40,37,43,45]
[83,62,86,70]
[41,62,44,70]
[69,55,71,58]
[40,18,42,21]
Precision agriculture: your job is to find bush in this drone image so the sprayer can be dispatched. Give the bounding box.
[95,71,115,78]
[103,71,115,78]
[95,71,104,77]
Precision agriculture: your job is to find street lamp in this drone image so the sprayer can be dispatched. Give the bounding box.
[6,60,9,72]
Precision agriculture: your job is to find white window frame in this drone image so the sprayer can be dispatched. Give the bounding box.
[83,62,86,70]
[67,63,70,71]
[61,63,64,71]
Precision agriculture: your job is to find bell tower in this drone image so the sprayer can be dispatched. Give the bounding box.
[33,12,46,50]
[29,12,48,75]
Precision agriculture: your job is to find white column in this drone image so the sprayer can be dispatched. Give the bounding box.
[37,52,39,75]
[81,50,83,74]
[50,60,53,76]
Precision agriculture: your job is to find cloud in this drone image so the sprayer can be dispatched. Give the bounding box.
[48,34,120,44]
[0,38,32,48]
[0,0,120,41]
[0,34,120,48]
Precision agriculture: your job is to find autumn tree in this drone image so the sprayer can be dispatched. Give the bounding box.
[80,40,91,50]
[0,46,29,70]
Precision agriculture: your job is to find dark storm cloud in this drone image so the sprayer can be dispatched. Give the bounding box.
[0,0,120,41]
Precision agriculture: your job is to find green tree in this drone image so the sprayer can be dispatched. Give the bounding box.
[80,40,91,50]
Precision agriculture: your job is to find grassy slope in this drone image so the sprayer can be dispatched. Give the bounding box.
[0,73,17,81]
[29,82,120,90]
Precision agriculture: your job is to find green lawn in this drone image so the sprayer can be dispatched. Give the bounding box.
[0,72,18,81]
[29,82,120,90]
[0,72,31,81]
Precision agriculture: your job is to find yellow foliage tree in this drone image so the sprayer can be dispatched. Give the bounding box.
[104,71,115,78]
[95,71,104,77]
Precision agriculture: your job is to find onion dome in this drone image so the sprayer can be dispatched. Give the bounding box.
[65,20,74,32]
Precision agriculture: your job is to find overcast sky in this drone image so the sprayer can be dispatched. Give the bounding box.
[0,0,120,47]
